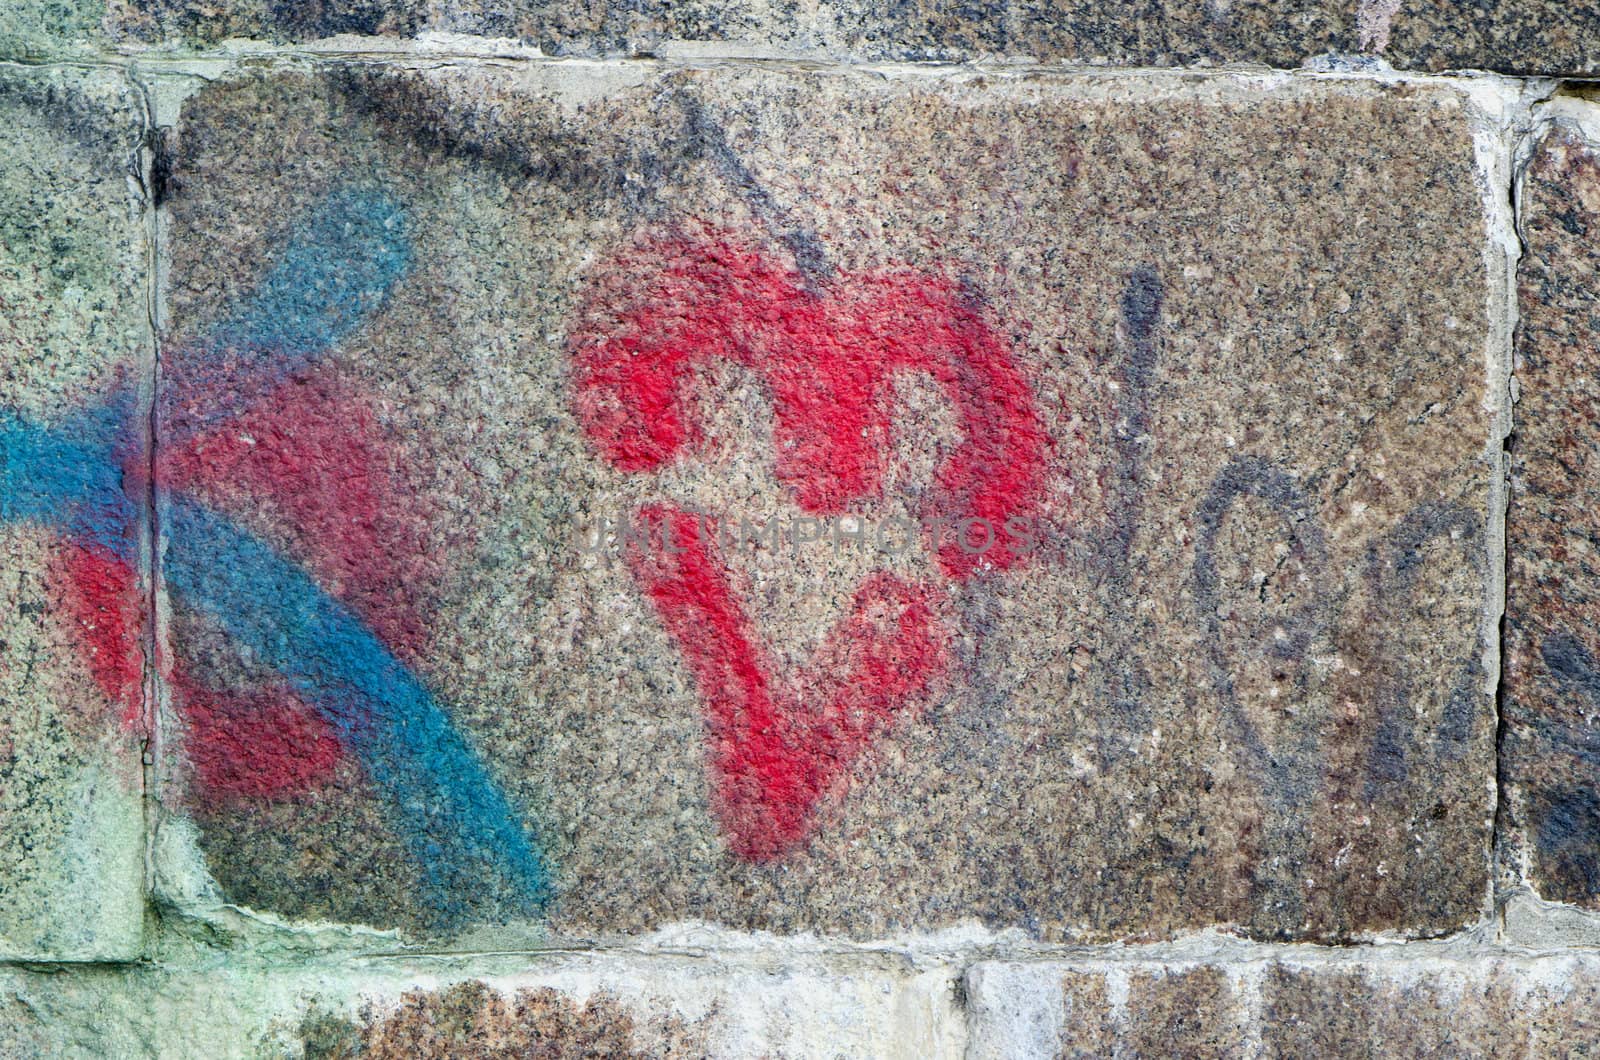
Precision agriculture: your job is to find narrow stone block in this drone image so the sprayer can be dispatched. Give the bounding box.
[97,0,1600,77]
[0,66,149,960]
[1505,114,1600,910]
[0,955,959,1058]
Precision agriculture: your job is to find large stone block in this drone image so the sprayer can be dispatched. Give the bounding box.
[97,0,1600,78]
[1504,109,1600,909]
[0,66,149,959]
[152,64,1501,944]
[965,953,1600,1057]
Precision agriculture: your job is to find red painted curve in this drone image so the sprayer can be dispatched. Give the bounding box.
[627,504,946,860]
[153,371,444,802]
[569,227,1050,578]
[570,228,1049,857]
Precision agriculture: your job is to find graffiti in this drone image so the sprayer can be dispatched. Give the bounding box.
[1193,455,1332,795]
[628,505,946,860]
[1080,266,1164,767]
[0,188,547,922]
[1196,484,1483,802]
[1,397,145,717]
[1526,633,1600,890]
[3,66,1491,916]
[570,227,1048,577]
[161,375,430,798]
[1364,503,1481,789]
[1104,264,1163,584]
[1191,454,1484,929]
[569,225,1050,858]
[1192,456,1335,930]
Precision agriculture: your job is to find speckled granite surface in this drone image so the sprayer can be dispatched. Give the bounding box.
[1504,124,1600,911]
[0,65,149,960]
[61,0,1600,76]
[151,64,1498,944]
[0,952,958,1057]
[966,955,1600,1057]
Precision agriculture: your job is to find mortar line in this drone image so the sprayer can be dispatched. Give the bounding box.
[130,65,164,968]
[0,48,1567,88]
[1481,79,1539,947]
[1494,119,1527,942]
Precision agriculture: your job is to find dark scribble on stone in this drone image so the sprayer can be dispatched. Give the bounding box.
[1364,503,1481,792]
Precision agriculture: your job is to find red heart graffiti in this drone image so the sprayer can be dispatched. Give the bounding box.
[569,225,1049,859]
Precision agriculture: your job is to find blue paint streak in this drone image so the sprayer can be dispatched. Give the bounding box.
[0,399,140,557]
[0,186,552,923]
[189,186,412,381]
[165,497,549,917]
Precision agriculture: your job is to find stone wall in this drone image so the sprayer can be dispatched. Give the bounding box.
[2,4,1600,1056]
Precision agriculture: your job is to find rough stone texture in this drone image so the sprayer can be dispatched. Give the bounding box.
[0,12,1581,1060]
[0,0,106,60]
[1505,116,1600,910]
[0,65,148,960]
[74,0,1600,77]
[290,981,709,1058]
[965,953,1600,1057]
[18,945,1600,1056]
[152,64,1497,945]
[0,951,958,1058]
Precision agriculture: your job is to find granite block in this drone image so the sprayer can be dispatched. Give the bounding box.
[0,953,957,1058]
[1504,114,1600,909]
[154,64,1499,942]
[0,65,150,960]
[966,954,1600,1058]
[93,0,1600,77]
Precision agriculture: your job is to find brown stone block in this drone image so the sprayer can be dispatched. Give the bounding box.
[1505,113,1600,910]
[94,0,1600,77]
[969,955,1600,1057]
[155,64,1498,942]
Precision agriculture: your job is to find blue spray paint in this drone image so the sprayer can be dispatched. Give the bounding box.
[0,398,139,557]
[0,185,549,922]
[196,188,412,374]
[167,187,415,435]
[165,497,547,912]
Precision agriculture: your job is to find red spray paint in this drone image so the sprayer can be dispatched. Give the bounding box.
[570,226,1050,857]
[156,372,444,802]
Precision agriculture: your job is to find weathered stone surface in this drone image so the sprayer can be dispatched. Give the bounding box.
[153,64,1498,944]
[965,953,1600,1057]
[0,952,958,1058]
[288,981,710,1059]
[0,0,106,60]
[92,0,1600,77]
[0,66,148,959]
[1505,114,1600,910]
